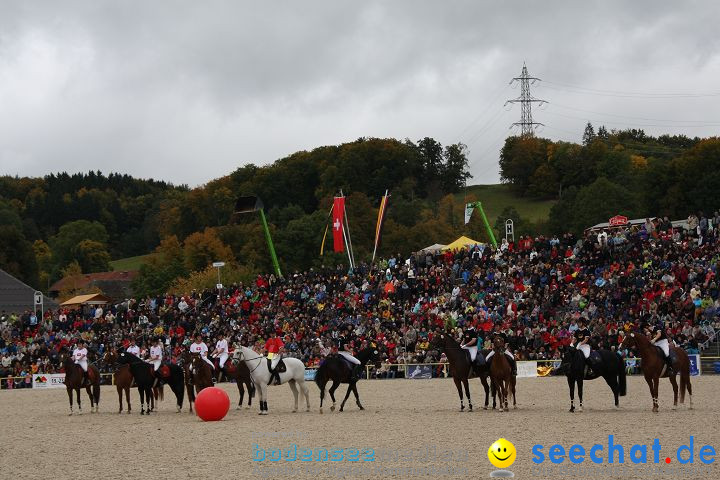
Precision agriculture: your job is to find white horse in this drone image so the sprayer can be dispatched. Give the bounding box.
[235,346,310,415]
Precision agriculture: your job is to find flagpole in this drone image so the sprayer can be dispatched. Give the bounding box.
[372,189,388,263]
[341,211,354,270]
[340,190,356,269]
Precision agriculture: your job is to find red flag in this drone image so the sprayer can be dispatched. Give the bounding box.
[332,197,345,252]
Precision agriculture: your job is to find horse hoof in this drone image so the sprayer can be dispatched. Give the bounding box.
[306,408,310,412]
[292,409,297,413]
[68,412,73,416]
[513,406,517,410]
[358,406,365,411]
[483,406,488,410]
[319,409,323,414]
[330,405,335,412]
[578,406,583,412]
[127,411,132,415]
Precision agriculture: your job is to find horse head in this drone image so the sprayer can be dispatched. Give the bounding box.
[620,332,638,350]
[492,336,505,352]
[102,349,117,365]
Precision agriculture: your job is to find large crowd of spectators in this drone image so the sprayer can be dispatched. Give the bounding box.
[2,213,720,385]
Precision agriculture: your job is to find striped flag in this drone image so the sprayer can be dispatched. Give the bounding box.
[372,190,389,262]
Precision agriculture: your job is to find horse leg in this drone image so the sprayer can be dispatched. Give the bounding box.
[339,383,353,412]
[481,375,490,410]
[568,377,576,413]
[329,380,340,411]
[511,376,517,409]
[126,387,132,414]
[453,377,464,411]
[140,388,145,415]
[645,376,656,412]
[76,388,82,414]
[300,379,310,412]
[288,379,299,413]
[577,379,584,412]
[318,379,326,414]
[237,381,244,410]
[652,377,660,413]
[86,386,95,412]
[67,387,74,416]
[351,381,364,410]
[604,373,619,409]
[669,375,679,410]
[117,386,123,413]
[258,383,268,415]
[463,378,473,411]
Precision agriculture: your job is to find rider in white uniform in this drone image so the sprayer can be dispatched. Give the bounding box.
[147,338,163,371]
[73,339,89,385]
[190,334,214,371]
[211,333,229,370]
[650,322,674,375]
[126,338,141,357]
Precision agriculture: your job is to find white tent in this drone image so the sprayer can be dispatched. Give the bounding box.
[418,243,446,254]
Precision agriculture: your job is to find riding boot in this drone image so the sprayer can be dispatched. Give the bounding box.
[665,356,675,376]
[584,357,594,375]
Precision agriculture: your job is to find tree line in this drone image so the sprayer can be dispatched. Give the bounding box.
[0,137,474,294]
[499,125,720,233]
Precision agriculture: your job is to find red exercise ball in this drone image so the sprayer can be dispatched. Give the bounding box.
[195,387,230,421]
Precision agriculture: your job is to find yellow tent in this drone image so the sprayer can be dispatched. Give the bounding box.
[442,236,482,251]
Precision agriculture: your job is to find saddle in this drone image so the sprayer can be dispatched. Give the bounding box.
[654,346,676,363]
[267,358,287,373]
[464,350,485,367]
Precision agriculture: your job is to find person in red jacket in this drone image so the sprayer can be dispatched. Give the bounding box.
[264,331,285,386]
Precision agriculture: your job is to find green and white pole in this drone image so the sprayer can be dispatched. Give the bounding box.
[258,208,282,278]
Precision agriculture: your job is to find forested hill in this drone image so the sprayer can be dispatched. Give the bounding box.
[0,137,472,291]
[3,129,719,296]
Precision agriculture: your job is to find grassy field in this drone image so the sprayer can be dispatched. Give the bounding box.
[109,254,153,272]
[460,184,555,223]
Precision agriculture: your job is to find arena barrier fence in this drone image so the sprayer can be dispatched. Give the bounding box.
[3,358,719,390]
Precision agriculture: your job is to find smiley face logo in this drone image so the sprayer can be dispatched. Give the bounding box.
[488,438,516,469]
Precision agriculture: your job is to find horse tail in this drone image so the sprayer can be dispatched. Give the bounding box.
[93,383,101,404]
[314,362,327,390]
[617,354,627,396]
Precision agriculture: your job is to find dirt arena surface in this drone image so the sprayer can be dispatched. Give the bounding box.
[2,376,718,480]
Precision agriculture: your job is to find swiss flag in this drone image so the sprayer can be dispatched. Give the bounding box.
[333,197,345,252]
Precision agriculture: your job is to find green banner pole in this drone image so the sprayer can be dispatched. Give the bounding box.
[475,201,498,249]
[258,208,282,278]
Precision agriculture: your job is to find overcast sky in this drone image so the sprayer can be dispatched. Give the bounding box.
[1,1,719,186]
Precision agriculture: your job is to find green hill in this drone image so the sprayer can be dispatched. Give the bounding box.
[109,254,154,272]
[460,184,555,223]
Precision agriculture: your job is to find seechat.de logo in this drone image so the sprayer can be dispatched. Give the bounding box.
[532,436,715,465]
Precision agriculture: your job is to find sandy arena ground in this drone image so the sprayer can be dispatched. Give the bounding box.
[2,375,718,480]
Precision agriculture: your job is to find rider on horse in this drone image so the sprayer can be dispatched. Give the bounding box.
[146,337,163,372]
[337,326,362,380]
[189,333,214,378]
[211,332,230,376]
[73,339,90,386]
[126,337,140,357]
[485,323,517,375]
[265,330,285,386]
[649,321,674,375]
[460,324,482,366]
[570,318,594,373]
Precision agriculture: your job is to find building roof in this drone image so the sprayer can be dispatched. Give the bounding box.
[0,268,57,313]
[60,293,112,307]
[49,270,138,295]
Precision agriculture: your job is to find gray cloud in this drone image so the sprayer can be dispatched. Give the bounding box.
[1,0,719,186]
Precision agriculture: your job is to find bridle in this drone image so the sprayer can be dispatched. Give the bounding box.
[235,348,264,374]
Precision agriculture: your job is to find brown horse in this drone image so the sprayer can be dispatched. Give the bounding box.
[621,332,693,412]
[489,337,516,412]
[431,331,492,411]
[189,353,215,394]
[103,349,163,414]
[217,356,255,409]
[180,351,196,412]
[60,350,101,415]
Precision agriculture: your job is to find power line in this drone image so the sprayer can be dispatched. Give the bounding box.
[543,79,720,97]
[541,82,720,99]
[549,102,720,124]
[543,108,720,128]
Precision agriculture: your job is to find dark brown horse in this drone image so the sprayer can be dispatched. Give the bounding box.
[103,349,133,414]
[314,346,381,413]
[190,353,215,394]
[218,356,255,409]
[621,332,693,412]
[489,337,516,412]
[103,349,164,413]
[431,331,491,411]
[180,351,196,412]
[60,350,101,415]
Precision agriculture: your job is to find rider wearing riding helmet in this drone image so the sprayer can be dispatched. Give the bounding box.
[338,325,362,379]
[485,322,517,375]
[211,332,230,372]
[73,339,90,386]
[147,337,163,372]
[571,317,594,372]
[189,333,214,371]
[126,337,140,357]
[649,321,674,375]
[265,330,285,386]
[460,324,482,365]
